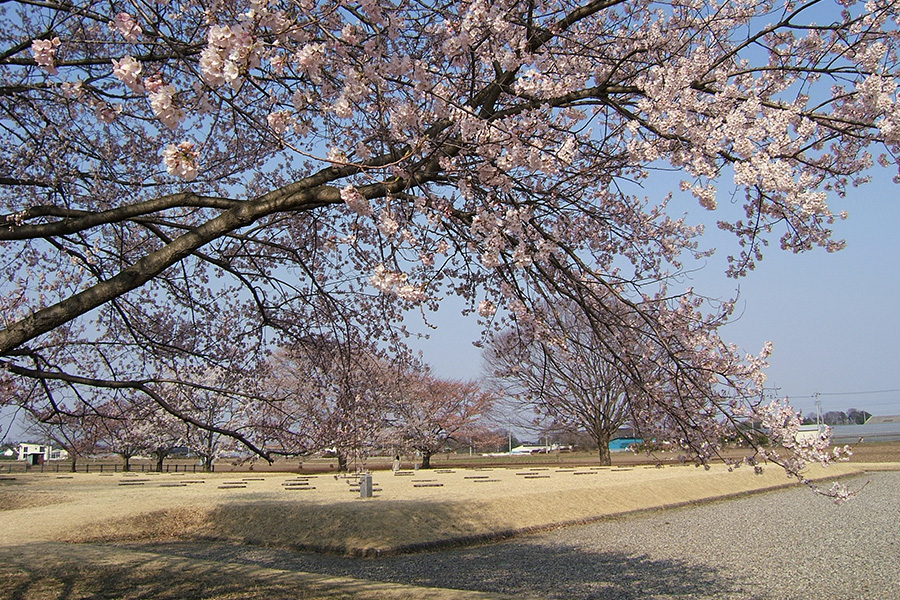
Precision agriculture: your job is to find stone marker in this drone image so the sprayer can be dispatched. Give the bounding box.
[359,473,373,499]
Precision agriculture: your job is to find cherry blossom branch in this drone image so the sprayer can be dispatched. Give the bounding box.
[3,359,277,460]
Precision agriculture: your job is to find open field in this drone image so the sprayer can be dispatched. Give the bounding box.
[5,438,897,475]
[0,461,887,553]
[1,450,898,599]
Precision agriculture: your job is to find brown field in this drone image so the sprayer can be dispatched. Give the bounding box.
[6,438,896,476]
[1,444,898,600]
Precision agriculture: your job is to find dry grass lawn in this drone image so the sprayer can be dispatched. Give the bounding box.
[0,461,884,553]
[1,458,896,600]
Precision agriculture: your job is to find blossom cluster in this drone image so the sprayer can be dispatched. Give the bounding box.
[109,13,142,42]
[146,79,183,130]
[266,110,294,134]
[369,265,425,302]
[200,24,259,90]
[30,38,60,75]
[112,56,143,92]
[340,185,373,217]
[162,141,200,181]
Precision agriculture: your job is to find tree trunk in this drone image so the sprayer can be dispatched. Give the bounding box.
[70,456,77,472]
[122,454,131,472]
[421,452,432,469]
[154,449,166,472]
[202,454,214,472]
[337,453,348,472]
[596,431,612,466]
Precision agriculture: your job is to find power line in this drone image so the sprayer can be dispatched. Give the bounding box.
[789,388,900,399]
[819,388,900,397]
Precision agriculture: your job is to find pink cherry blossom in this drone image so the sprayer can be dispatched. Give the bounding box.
[200,24,258,90]
[162,141,200,181]
[109,13,142,43]
[111,56,143,92]
[148,83,184,129]
[31,37,60,75]
[94,102,121,123]
[266,110,293,134]
[478,300,496,317]
[340,184,372,216]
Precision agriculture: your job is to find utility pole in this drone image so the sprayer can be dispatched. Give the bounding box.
[815,393,823,433]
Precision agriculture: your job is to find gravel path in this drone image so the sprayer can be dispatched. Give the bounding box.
[136,471,900,600]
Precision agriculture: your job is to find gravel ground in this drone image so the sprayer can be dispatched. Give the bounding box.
[134,471,900,600]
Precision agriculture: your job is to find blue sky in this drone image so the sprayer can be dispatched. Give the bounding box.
[410,169,900,421]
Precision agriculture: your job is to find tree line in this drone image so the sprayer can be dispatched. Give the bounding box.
[802,409,873,427]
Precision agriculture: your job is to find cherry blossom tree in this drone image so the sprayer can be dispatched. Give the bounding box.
[485,301,639,466]
[265,339,395,471]
[0,0,892,493]
[134,406,187,472]
[88,390,188,470]
[390,374,495,468]
[95,404,147,471]
[165,367,255,471]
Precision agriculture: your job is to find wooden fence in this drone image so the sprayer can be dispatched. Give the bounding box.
[0,461,215,474]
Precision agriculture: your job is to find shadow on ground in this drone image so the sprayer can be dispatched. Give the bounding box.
[0,541,513,600]
[126,539,746,600]
[68,496,633,555]
[0,538,747,600]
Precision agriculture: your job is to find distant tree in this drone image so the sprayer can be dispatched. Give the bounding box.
[265,339,395,472]
[391,375,495,469]
[485,300,646,466]
[847,408,872,425]
[823,411,849,426]
[93,394,157,471]
[495,430,521,454]
[460,428,508,455]
[143,409,186,472]
[97,412,144,472]
[91,396,188,471]
[164,367,256,472]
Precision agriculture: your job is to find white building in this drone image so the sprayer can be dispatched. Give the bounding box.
[794,424,825,443]
[16,443,68,465]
